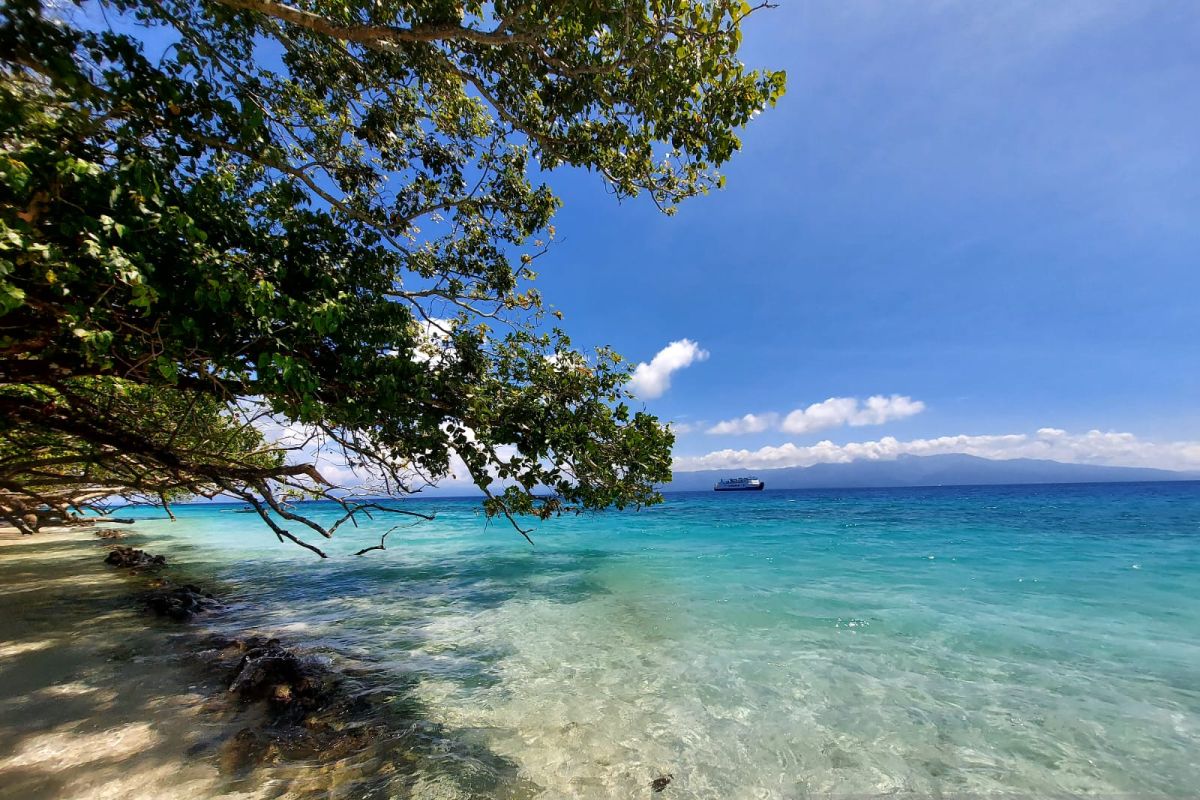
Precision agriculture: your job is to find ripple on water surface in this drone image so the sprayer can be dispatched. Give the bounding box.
[127,483,1200,798]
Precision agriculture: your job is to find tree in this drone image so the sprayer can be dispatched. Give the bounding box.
[0,378,274,530]
[0,0,784,554]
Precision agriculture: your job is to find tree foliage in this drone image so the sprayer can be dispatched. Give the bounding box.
[0,378,275,527]
[0,0,783,552]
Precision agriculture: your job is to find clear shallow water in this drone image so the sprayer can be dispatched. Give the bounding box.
[120,483,1200,798]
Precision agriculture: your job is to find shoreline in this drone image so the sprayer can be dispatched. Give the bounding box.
[0,526,253,799]
[0,525,532,800]
[9,486,1194,798]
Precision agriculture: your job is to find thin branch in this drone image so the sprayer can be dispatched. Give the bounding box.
[353,524,398,556]
[328,500,435,535]
[215,0,538,47]
[158,492,177,520]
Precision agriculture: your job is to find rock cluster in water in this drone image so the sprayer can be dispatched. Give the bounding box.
[104,545,379,774]
[204,636,380,775]
[228,637,335,715]
[117,565,378,773]
[103,548,223,620]
[104,546,166,569]
[143,582,224,621]
[651,774,674,792]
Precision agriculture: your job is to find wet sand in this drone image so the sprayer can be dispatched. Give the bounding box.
[0,528,260,800]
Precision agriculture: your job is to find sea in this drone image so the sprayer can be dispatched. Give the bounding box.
[115,481,1200,799]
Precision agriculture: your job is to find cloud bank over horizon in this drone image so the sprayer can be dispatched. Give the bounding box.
[673,427,1200,473]
[707,395,926,435]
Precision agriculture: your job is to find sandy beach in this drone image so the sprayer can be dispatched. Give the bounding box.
[0,528,263,800]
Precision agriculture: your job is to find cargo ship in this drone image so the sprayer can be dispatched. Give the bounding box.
[713,477,765,492]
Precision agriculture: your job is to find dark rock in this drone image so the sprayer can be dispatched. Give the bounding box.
[144,583,222,621]
[228,639,336,719]
[309,726,373,761]
[650,774,674,793]
[215,655,376,775]
[104,546,166,569]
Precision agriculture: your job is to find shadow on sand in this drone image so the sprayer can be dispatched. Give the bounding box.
[0,530,546,800]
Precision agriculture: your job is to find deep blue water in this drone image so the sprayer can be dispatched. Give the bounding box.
[117,482,1200,798]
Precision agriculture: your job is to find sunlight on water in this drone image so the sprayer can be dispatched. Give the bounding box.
[122,483,1200,798]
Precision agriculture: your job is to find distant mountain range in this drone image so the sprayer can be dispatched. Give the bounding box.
[667,453,1200,492]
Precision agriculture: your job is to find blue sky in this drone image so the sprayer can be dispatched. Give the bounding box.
[87,0,1198,477]
[526,0,1200,471]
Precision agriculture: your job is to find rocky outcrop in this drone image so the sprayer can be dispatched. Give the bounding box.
[227,637,336,716]
[103,549,219,620]
[216,720,376,775]
[104,546,166,569]
[207,636,381,775]
[143,582,223,620]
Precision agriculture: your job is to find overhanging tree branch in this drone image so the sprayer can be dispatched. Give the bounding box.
[215,0,538,47]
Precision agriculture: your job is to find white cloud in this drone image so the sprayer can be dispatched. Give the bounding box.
[628,339,709,399]
[704,395,925,436]
[781,395,926,434]
[706,412,779,435]
[673,428,1200,473]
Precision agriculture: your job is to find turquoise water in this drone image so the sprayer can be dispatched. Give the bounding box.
[120,482,1200,798]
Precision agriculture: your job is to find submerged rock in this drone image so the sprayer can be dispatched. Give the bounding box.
[217,721,375,776]
[219,727,279,774]
[143,582,223,621]
[228,638,337,718]
[214,638,380,776]
[104,546,165,569]
[651,774,674,793]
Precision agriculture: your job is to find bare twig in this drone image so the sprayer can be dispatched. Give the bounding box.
[353,524,399,556]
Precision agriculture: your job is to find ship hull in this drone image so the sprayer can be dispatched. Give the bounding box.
[713,484,765,492]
